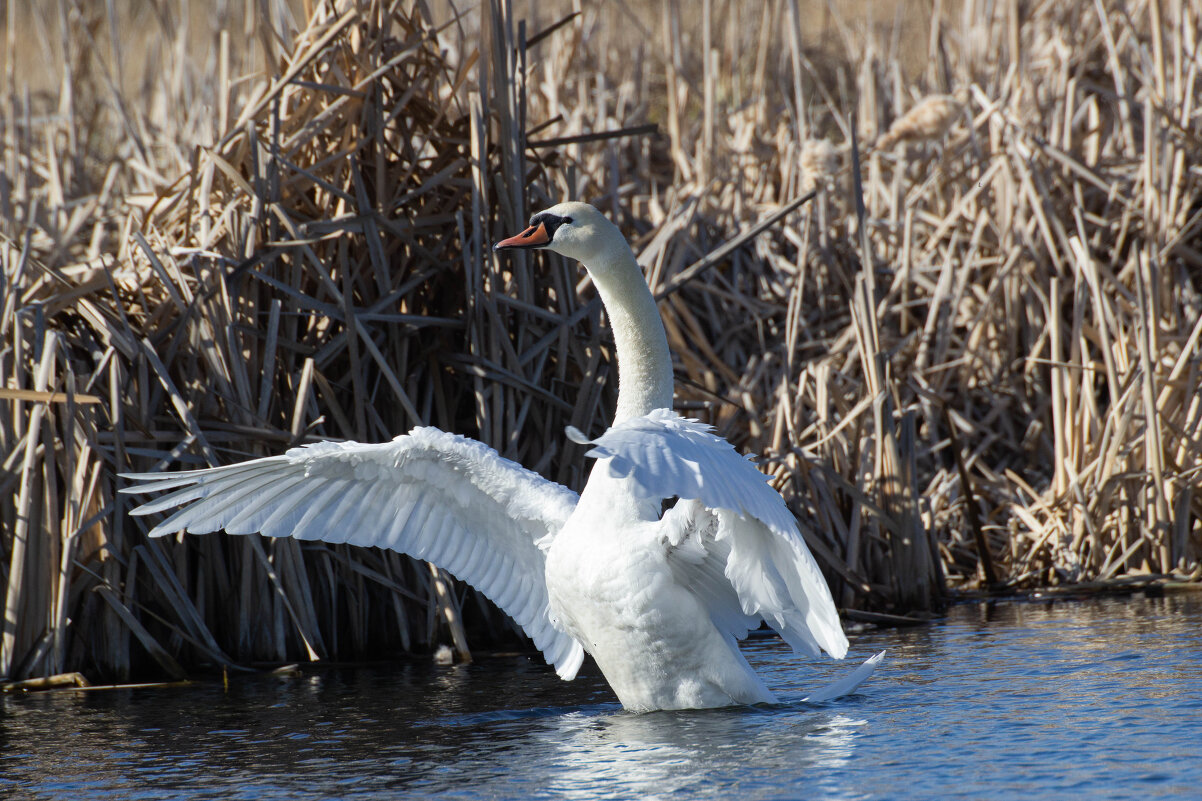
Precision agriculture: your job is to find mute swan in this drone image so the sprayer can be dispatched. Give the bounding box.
[123,201,880,712]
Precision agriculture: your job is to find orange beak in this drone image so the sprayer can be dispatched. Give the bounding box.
[493,222,552,251]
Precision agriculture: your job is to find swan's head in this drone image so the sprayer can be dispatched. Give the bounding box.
[493,202,625,268]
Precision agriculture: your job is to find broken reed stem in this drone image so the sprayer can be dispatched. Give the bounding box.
[1,0,1200,683]
[944,406,998,588]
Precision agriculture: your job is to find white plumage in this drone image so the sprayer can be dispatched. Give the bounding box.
[123,201,879,711]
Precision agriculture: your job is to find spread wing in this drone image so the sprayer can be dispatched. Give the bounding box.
[121,427,586,679]
[568,409,849,660]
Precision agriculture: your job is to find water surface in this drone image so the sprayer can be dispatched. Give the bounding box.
[3,593,1200,799]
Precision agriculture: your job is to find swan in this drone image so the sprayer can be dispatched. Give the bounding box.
[122,201,880,712]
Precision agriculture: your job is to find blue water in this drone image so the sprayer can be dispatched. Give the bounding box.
[3,593,1200,800]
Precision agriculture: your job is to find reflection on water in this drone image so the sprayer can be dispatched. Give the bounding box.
[506,704,865,800]
[3,594,1201,800]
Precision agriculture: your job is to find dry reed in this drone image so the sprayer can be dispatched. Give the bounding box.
[2,0,1199,683]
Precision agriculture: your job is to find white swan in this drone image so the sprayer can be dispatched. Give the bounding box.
[122,202,878,711]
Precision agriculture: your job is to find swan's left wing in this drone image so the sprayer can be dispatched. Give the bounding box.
[568,409,849,660]
[121,427,585,678]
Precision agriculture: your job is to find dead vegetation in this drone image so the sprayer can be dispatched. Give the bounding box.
[1,0,1200,682]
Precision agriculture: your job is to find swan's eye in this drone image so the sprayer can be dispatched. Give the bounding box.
[562,216,573,224]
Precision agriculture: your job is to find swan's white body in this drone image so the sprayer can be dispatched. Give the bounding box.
[123,202,875,712]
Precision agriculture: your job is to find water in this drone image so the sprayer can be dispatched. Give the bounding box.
[3,593,1201,800]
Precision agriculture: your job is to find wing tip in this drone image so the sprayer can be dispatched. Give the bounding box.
[801,649,885,703]
[827,637,850,660]
[554,642,585,681]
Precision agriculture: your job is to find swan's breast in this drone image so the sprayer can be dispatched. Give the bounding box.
[544,515,662,631]
[544,516,773,710]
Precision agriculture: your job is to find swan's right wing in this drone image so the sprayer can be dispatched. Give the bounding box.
[571,409,849,661]
[120,428,586,679]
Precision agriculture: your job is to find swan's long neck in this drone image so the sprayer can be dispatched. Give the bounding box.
[587,247,674,421]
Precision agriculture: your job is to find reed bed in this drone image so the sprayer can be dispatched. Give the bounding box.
[2,0,1200,682]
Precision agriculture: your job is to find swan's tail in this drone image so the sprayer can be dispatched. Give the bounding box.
[801,650,885,703]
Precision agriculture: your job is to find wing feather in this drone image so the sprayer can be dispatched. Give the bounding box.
[379,493,419,551]
[455,539,487,588]
[290,478,354,540]
[577,409,849,660]
[121,428,584,676]
[158,472,276,532]
[422,509,456,564]
[403,495,438,558]
[222,475,308,533]
[323,482,376,545]
[319,482,376,545]
[122,462,268,494]
[490,559,519,610]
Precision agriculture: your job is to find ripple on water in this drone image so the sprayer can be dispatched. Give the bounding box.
[2,594,1201,800]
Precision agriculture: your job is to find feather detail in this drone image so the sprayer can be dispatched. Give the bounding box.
[121,428,584,677]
